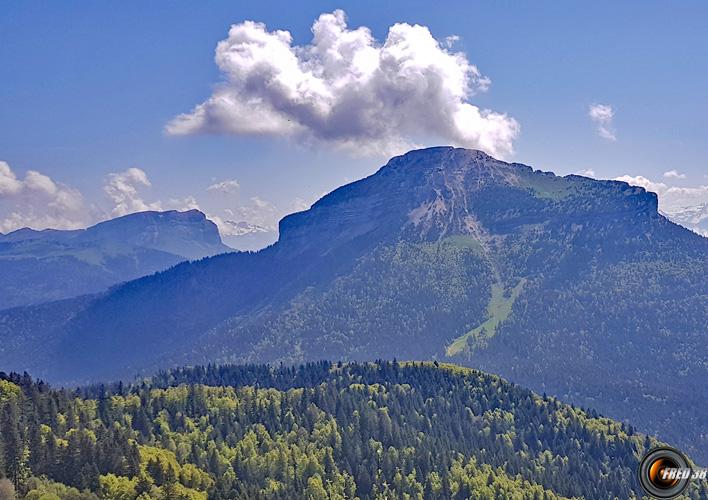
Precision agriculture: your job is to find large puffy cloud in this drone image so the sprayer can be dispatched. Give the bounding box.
[166,10,519,157]
[0,161,88,233]
[615,174,708,236]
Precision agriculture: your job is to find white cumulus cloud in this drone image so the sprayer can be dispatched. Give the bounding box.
[207,179,240,194]
[166,195,201,211]
[0,162,23,196]
[663,169,686,179]
[1,161,285,243]
[576,168,596,178]
[166,10,519,157]
[588,103,616,141]
[0,161,88,233]
[613,174,708,208]
[104,167,162,217]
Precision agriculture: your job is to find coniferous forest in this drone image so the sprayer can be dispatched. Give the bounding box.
[1,361,706,499]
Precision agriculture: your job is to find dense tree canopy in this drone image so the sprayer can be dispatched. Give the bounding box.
[1,361,705,499]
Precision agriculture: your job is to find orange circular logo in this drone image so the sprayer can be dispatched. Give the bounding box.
[648,457,680,489]
[639,447,690,498]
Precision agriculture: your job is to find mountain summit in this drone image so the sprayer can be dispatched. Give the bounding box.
[1,147,706,461]
[278,147,659,251]
[0,209,231,308]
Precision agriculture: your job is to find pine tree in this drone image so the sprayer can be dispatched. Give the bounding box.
[0,431,5,478]
[0,402,22,489]
[135,471,154,496]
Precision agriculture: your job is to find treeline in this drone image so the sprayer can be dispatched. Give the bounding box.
[1,361,705,499]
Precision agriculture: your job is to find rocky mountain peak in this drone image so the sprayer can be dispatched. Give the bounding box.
[278,147,661,252]
[86,209,231,259]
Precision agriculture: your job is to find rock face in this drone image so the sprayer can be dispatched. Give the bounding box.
[1,147,706,462]
[83,209,230,260]
[0,209,231,308]
[279,148,660,250]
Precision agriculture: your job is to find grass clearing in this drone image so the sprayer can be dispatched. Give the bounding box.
[446,278,526,357]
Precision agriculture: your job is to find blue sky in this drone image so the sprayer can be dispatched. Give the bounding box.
[1,1,707,242]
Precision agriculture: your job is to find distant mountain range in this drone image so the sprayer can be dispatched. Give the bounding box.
[662,202,708,237]
[0,147,706,463]
[0,209,231,309]
[218,219,277,251]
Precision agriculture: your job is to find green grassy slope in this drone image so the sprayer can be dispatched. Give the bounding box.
[447,278,526,356]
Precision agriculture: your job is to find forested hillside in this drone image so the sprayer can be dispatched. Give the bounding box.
[1,361,705,499]
[1,147,706,464]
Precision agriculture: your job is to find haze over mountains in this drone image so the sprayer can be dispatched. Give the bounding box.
[662,202,708,237]
[218,219,277,251]
[1,147,706,463]
[0,209,231,309]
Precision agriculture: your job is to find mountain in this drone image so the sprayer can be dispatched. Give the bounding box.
[1,147,706,463]
[219,219,277,251]
[3,361,706,499]
[662,202,708,237]
[0,209,231,309]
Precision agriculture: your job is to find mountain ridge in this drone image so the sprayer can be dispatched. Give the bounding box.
[1,146,706,463]
[0,209,232,309]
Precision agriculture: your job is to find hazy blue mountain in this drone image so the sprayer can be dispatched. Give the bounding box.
[0,209,231,308]
[1,147,706,462]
